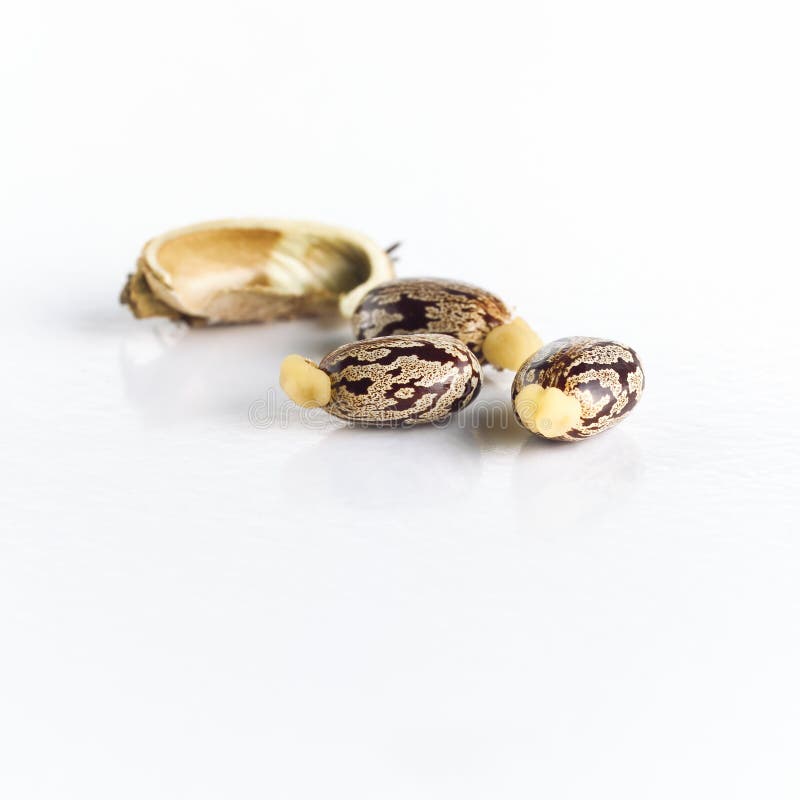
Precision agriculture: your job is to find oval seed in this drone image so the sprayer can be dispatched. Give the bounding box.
[352,278,541,370]
[280,333,483,426]
[512,337,645,441]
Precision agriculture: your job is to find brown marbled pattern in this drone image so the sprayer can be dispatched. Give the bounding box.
[352,279,511,362]
[513,337,645,441]
[319,333,482,426]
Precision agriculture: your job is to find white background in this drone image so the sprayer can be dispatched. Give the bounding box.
[2,1,799,797]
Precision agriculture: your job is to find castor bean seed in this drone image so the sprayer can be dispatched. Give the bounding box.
[352,278,542,371]
[280,333,483,426]
[512,337,645,441]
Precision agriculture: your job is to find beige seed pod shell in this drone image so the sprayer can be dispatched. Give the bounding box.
[120,219,395,325]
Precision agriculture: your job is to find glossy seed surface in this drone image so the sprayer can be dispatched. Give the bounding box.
[319,333,482,426]
[513,337,645,441]
[352,278,511,362]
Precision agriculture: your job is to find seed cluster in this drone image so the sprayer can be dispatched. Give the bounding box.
[123,218,645,437]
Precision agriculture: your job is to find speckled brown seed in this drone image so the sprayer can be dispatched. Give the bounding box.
[512,337,645,441]
[319,333,482,426]
[352,278,512,362]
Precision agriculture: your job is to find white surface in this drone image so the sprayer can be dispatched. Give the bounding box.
[2,1,799,797]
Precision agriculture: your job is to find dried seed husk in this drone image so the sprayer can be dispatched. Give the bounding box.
[120,219,395,325]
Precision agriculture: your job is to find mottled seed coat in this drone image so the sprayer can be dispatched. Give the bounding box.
[319,333,482,426]
[352,279,511,362]
[513,337,645,440]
